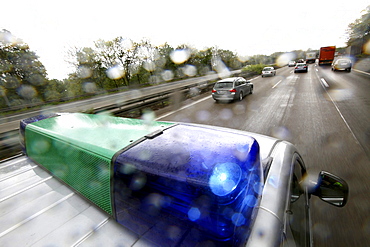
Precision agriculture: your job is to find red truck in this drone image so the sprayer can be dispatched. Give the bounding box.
[318,46,336,65]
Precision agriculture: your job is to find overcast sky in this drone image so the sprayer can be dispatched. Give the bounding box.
[1,0,369,80]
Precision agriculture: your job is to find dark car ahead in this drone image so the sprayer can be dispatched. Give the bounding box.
[212,77,253,102]
[294,63,308,73]
[332,58,352,72]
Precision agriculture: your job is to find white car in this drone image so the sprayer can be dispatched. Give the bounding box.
[262,67,276,77]
[331,58,352,72]
[288,61,296,67]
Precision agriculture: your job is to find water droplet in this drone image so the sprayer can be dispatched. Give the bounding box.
[196,110,210,122]
[220,108,233,120]
[276,52,296,67]
[106,65,125,79]
[161,70,174,81]
[232,212,246,226]
[183,64,197,76]
[209,162,241,196]
[77,65,92,79]
[82,82,97,94]
[143,60,156,72]
[188,207,201,221]
[17,85,37,99]
[170,49,190,64]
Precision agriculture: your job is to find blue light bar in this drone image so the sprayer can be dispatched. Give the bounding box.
[112,124,263,246]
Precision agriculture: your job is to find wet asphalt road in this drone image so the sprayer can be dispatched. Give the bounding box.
[155,64,370,246]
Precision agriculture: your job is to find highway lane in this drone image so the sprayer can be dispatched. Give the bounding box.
[155,64,370,246]
[315,65,370,158]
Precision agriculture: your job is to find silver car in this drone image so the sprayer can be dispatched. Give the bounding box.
[332,58,352,72]
[212,77,253,102]
[261,67,276,77]
[294,63,308,73]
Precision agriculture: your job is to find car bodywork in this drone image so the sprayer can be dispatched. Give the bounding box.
[211,77,253,102]
[9,113,348,247]
[261,67,276,77]
[331,58,352,72]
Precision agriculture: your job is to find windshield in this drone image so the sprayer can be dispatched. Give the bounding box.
[337,59,351,63]
[1,2,369,247]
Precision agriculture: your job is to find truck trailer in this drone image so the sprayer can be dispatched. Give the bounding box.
[305,52,316,63]
[318,46,336,65]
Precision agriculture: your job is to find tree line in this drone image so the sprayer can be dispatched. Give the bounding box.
[1,29,287,110]
[346,5,370,53]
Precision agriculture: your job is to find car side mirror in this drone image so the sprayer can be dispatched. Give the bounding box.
[312,171,349,207]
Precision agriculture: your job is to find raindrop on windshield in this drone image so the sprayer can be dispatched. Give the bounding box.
[170,49,190,64]
[106,65,125,79]
[161,70,174,81]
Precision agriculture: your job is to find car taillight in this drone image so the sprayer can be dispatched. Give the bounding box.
[212,89,216,93]
[230,89,236,93]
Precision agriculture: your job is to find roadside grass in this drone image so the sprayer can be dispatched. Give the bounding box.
[242,64,271,75]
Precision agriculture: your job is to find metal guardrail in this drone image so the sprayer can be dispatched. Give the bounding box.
[0,69,246,117]
[0,129,21,160]
[94,80,216,116]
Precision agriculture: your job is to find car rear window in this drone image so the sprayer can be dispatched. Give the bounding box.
[263,68,272,71]
[215,81,233,88]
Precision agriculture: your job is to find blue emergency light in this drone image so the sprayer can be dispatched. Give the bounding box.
[20,113,263,246]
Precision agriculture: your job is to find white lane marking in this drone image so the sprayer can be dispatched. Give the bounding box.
[353,69,370,76]
[317,71,363,148]
[249,76,260,81]
[319,82,361,146]
[155,96,212,120]
[320,78,329,88]
[272,80,282,89]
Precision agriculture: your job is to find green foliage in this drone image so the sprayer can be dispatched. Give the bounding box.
[1,28,312,112]
[242,64,269,75]
[346,5,370,46]
[66,40,247,92]
[0,29,49,109]
[247,54,273,65]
